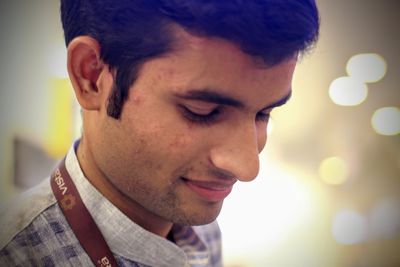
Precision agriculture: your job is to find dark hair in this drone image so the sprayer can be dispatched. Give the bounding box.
[60,0,320,119]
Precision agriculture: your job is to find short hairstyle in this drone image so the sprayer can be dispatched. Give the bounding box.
[60,0,320,119]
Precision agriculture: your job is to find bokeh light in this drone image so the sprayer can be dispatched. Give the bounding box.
[332,209,368,245]
[371,107,400,136]
[369,197,400,240]
[319,156,348,185]
[346,53,387,83]
[329,76,368,106]
[45,79,74,158]
[219,160,313,262]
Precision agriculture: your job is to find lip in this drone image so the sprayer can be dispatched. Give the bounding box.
[183,178,235,202]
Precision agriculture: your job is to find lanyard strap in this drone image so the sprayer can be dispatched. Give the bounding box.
[50,159,119,267]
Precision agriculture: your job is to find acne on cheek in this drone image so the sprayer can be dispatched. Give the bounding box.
[168,135,189,150]
[129,92,144,105]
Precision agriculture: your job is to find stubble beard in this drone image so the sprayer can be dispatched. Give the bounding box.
[114,173,223,226]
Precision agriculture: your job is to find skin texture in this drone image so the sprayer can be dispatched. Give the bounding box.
[67,27,297,237]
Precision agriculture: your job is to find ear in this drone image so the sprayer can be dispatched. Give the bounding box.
[67,36,108,110]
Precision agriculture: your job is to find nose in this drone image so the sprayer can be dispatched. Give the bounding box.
[210,122,266,182]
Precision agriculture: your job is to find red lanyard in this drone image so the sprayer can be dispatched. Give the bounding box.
[50,159,119,267]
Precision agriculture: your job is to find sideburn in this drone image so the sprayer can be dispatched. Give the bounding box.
[107,65,140,119]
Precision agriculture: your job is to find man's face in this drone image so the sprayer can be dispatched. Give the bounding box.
[86,29,296,226]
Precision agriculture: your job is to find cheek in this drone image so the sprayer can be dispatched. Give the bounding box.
[167,131,195,152]
[134,121,190,157]
[166,127,205,157]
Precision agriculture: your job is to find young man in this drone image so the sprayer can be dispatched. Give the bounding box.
[0,1,319,266]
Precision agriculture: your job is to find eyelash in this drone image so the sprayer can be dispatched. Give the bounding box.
[181,105,271,125]
[181,106,221,124]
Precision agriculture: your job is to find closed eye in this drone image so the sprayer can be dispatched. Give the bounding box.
[180,105,221,125]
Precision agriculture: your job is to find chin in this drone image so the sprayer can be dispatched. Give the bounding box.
[172,205,222,226]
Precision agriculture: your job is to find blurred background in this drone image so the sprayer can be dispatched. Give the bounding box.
[0,1,399,266]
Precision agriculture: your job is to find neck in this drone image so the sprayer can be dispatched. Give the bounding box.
[76,139,173,238]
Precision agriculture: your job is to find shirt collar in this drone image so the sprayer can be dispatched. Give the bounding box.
[64,141,210,267]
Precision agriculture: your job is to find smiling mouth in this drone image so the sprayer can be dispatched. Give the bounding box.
[182,177,234,202]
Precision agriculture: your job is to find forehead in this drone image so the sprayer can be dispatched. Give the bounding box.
[136,27,296,107]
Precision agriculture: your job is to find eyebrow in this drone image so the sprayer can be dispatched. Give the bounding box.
[265,90,292,110]
[174,88,292,110]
